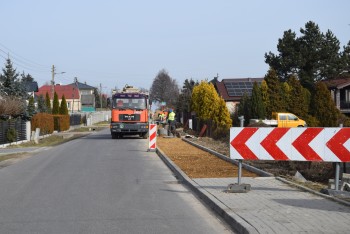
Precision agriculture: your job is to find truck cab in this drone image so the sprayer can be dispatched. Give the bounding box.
[110,85,150,139]
[273,112,307,127]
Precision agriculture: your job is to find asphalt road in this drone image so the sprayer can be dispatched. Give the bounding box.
[0,129,233,234]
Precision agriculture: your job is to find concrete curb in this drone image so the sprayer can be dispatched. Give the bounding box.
[156,148,258,234]
[276,177,350,207]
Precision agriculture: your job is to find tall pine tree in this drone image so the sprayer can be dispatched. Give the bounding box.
[59,95,69,115]
[52,92,59,114]
[287,75,308,118]
[45,92,52,114]
[250,81,265,119]
[1,58,23,97]
[264,68,285,118]
[37,94,46,113]
[237,92,251,126]
[311,82,339,126]
[27,96,36,118]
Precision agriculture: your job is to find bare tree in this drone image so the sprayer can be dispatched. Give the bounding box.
[150,69,179,107]
[0,96,26,118]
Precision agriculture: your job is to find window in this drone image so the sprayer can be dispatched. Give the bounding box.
[279,115,287,120]
[346,90,350,103]
[287,114,298,121]
[112,98,146,109]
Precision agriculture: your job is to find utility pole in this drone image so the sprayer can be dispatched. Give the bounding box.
[51,65,65,101]
[100,83,102,109]
[51,65,55,101]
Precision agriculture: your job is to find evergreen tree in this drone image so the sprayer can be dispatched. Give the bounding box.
[287,75,308,117]
[59,95,69,115]
[237,92,251,126]
[20,71,34,82]
[192,81,231,134]
[265,21,346,91]
[1,58,23,97]
[260,80,269,114]
[191,81,218,122]
[52,92,59,114]
[340,41,350,75]
[264,68,285,118]
[250,81,265,119]
[27,96,36,118]
[93,88,101,109]
[45,92,52,114]
[37,94,46,113]
[176,78,197,114]
[311,82,339,126]
[281,82,291,111]
[213,96,232,132]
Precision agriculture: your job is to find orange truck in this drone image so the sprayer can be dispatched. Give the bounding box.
[110,85,150,139]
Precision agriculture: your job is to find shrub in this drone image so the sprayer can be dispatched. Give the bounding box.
[53,115,70,131]
[31,113,54,135]
[0,96,26,118]
[6,128,17,142]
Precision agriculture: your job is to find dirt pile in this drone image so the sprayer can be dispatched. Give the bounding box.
[156,137,257,178]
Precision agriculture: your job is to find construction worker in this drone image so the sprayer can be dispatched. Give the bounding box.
[161,112,166,122]
[167,109,176,136]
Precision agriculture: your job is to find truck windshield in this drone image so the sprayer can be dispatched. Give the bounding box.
[112,98,146,109]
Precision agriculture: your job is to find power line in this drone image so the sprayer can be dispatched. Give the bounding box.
[0,49,50,73]
[0,42,49,69]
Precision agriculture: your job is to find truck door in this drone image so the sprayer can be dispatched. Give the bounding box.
[287,113,300,127]
[279,114,287,127]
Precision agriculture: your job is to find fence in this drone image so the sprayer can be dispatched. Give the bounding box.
[0,118,28,145]
[85,111,111,125]
[0,111,111,146]
[69,111,111,127]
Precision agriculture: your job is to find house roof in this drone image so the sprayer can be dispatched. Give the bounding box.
[68,81,96,90]
[322,77,350,89]
[215,78,264,101]
[36,84,80,100]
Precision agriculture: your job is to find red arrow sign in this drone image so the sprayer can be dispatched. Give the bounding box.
[326,128,350,162]
[261,128,290,160]
[230,127,350,162]
[230,128,259,160]
[292,128,323,161]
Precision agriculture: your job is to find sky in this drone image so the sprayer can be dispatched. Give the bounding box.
[0,0,349,95]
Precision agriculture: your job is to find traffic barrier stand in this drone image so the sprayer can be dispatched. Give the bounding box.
[148,123,157,152]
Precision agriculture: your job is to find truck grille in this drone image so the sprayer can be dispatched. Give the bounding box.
[119,114,140,121]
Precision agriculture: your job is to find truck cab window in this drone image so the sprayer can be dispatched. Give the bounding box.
[280,115,287,120]
[288,114,298,121]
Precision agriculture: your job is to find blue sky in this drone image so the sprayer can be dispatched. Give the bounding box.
[1,1,349,95]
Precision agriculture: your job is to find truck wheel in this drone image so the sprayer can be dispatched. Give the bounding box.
[142,132,149,139]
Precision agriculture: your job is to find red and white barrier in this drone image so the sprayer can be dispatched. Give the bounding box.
[148,124,157,151]
[230,127,350,162]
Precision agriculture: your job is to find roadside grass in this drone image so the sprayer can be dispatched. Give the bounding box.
[0,153,28,163]
[7,135,84,148]
[7,123,108,148]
